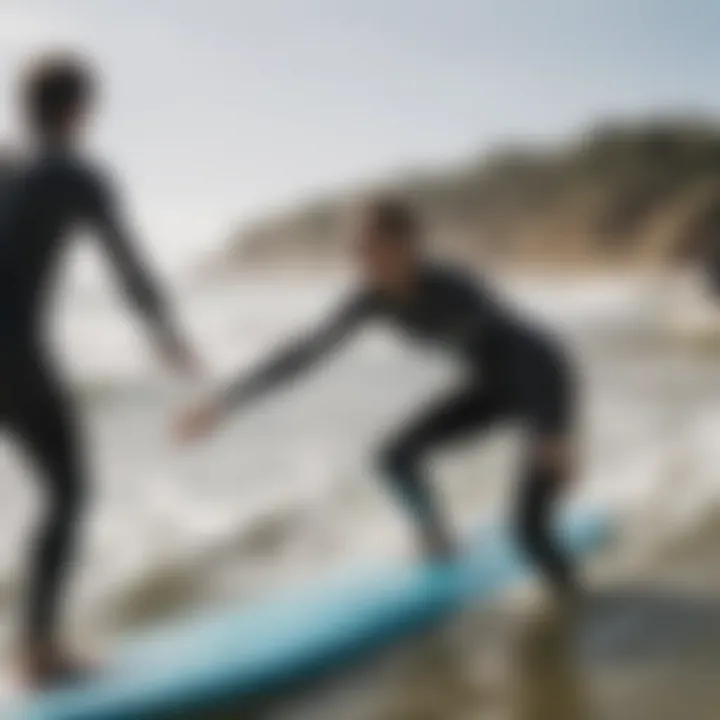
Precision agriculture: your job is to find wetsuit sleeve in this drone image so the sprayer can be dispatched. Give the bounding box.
[83,169,171,331]
[221,292,375,412]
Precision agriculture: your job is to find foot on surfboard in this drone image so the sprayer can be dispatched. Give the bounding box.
[20,648,99,691]
[421,526,460,563]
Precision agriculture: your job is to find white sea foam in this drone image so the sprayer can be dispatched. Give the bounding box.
[0,272,718,663]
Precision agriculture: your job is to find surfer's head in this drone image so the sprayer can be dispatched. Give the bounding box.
[353,195,424,292]
[21,53,98,145]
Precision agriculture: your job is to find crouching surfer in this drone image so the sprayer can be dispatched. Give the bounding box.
[175,197,579,600]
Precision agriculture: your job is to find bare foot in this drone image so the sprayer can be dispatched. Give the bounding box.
[20,648,98,690]
[422,527,459,562]
[528,581,586,630]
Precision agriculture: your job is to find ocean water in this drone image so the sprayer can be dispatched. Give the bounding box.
[1,272,720,717]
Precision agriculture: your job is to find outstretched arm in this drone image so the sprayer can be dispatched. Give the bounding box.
[224,295,369,410]
[175,293,373,441]
[86,170,196,373]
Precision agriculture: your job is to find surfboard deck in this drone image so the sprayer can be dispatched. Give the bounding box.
[11,509,611,720]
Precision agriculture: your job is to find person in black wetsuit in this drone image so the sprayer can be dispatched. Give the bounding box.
[0,54,197,686]
[176,197,578,597]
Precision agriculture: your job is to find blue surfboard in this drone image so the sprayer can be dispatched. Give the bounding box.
[12,509,611,720]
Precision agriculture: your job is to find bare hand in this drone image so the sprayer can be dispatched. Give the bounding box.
[173,402,223,443]
[168,343,202,377]
[158,335,202,378]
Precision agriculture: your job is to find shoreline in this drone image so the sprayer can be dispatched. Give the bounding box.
[194,260,681,287]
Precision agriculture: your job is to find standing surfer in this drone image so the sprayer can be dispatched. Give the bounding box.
[176,197,578,598]
[0,54,198,686]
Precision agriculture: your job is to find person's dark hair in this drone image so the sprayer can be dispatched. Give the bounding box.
[363,195,420,243]
[21,53,96,137]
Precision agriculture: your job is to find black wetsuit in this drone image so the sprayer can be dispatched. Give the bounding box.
[0,146,170,646]
[225,264,576,592]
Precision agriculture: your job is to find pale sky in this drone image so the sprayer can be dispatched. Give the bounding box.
[1,0,719,271]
